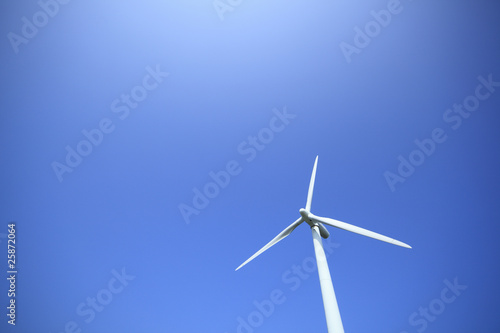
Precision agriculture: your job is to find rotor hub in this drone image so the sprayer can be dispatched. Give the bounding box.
[299,208,314,227]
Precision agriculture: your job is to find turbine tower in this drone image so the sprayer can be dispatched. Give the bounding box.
[236,156,411,333]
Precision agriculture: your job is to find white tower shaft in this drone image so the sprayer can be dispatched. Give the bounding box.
[311,225,344,333]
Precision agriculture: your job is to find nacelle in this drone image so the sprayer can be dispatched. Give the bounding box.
[318,223,330,239]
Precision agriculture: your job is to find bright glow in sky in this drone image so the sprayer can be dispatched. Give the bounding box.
[1,0,500,332]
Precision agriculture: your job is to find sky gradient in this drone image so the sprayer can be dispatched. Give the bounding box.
[1,0,500,332]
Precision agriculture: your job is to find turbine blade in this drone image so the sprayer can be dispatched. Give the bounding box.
[235,217,304,271]
[309,214,412,249]
[305,156,319,212]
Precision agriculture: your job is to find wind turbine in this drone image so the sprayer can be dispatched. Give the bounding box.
[235,156,411,333]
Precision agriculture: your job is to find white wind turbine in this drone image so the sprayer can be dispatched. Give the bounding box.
[235,156,411,333]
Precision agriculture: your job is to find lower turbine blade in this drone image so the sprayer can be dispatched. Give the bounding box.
[235,217,303,271]
[309,214,411,249]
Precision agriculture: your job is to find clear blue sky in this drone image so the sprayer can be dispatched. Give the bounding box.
[1,0,500,332]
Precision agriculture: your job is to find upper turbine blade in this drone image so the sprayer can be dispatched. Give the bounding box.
[309,214,411,249]
[305,156,319,212]
[235,217,304,271]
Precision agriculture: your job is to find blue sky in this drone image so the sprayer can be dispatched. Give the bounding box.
[1,0,500,332]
